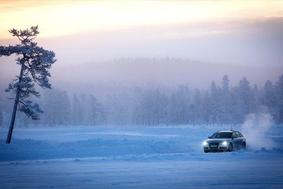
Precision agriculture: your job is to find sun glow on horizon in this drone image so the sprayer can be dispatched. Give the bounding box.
[0,0,283,39]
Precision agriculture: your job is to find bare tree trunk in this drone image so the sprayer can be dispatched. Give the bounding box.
[6,64,24,144]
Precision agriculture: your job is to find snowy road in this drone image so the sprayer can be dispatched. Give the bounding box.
[1,126,283,189]
[1,155,283,189]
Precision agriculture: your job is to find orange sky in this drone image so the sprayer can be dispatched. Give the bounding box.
[1,0,283,67]
[1,0,283,87]
[1,0,283,39]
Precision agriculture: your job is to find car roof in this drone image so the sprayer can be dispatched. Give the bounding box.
[217,131,234,133]
[217,130,242,133]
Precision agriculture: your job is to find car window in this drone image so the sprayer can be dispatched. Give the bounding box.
[232,132,238,138]
[211,132,232,138]
[237,132,243,137]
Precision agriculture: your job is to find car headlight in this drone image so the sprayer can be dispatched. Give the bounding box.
[221,141,228,147]
[202,141,208,146]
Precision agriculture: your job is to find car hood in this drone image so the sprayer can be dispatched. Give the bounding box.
[206,138,232,143]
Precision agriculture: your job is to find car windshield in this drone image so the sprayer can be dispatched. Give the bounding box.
[210,132,232,139]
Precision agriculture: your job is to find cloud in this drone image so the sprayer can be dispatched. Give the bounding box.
[0,0,283,38]
[1,16,283,67]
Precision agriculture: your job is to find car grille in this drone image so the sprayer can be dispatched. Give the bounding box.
[209,142,219,148]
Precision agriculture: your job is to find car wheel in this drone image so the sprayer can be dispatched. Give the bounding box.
[204,150,209,153]
[228,143,233,152]
[242,142,246,150]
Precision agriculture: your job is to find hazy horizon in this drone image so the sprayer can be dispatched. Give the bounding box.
[1,0,283,90]
[1,1,283,64]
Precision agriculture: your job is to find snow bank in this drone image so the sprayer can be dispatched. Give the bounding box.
[1,125,283,162]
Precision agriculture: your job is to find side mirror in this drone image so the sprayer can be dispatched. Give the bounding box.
[208,136,212,139]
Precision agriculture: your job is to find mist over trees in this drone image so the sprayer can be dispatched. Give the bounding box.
[0,74,282,127]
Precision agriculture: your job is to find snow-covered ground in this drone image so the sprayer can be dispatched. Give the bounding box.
[1,125,283,189]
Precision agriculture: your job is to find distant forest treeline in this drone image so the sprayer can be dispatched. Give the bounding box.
[0,74,283,126]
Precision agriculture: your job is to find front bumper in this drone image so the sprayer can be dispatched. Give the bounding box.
[203,145,229,152]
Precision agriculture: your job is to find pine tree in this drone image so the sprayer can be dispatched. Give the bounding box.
[220,75,232,123]
[0,26,56,143]
[209,81,221,123]
[61,91,72,125]
[88,94,106,125]
[236,77,253,121]
[275,75,283,123]
[0,100,3,127]
[72,94,83,125]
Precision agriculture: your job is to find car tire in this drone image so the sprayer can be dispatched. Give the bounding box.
[242,142,246,150]
[228,143,233,152]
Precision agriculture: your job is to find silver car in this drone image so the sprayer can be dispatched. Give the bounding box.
[203,130,246,153]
